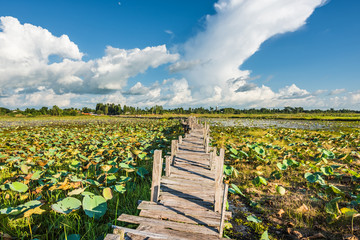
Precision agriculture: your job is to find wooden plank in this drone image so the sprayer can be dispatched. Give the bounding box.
[139,209,220,226]
[137,224,222,240]
[161,176,215,188]
[178,135,182,144]
[137,201,222,219]
[151,150,162,202]
[169,173,214,182]
[159,195,213,209]
[159,198,213,211]
[160,191,214,202]
[117,214,218,236]
[104,234,121,240]
[112,226,170,239]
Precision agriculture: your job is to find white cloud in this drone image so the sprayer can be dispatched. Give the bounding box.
[328,88,346,95]
[0,16,178,99]
[169,0,327,106]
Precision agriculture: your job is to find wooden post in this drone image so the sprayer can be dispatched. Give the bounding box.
[205,136,209,154]
[165,155,171,177]
[171,140,177,158]
[210,147,217,171]
[219,183,229,237]
[214,148,225,212]
[150,150,162,202]
[178,135,182,144]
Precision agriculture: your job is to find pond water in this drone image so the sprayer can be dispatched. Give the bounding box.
[206,118,360,130]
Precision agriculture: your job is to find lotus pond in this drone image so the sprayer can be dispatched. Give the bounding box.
[0,117,183,240]
[212,124,360,239]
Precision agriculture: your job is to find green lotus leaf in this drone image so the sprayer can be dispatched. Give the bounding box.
[136,167,149,178]
[103,187,113,201]
[0,200,42,216]
[247,215,262,223]
[31,170,43,180]
[114,185,126,193]
[64,234,81,240]
[9,182,28,193]
[82,195,107,219]
[51,197,82,214]
[276,185,286,195]
[252,176,267,187]
[68,187,86,196]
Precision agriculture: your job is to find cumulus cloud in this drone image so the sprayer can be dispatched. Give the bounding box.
[0,16,178,99]
[169,0,327,104]
[328,88,346,95]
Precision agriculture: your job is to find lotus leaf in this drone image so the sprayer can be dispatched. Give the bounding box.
[136,167,149,178]
[82,195,107,219]
[276,185,286,195]
[0,200,42,216]
[51,197,82,214]
[252,176,267,187]
[103,187,113,200]
[9,182,28,193]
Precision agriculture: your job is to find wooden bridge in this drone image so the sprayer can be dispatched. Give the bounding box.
[105,117,230,240]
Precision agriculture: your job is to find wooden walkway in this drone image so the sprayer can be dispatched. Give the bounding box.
[105,117,230,240]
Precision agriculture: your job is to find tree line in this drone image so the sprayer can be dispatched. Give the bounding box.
[0,104,359,117]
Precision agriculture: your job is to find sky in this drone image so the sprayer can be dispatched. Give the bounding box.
[0,0,359,110]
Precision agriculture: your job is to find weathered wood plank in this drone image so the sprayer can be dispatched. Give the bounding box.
[137,224,225,240]
[139,209,220,226]
[137,201,232,220]
[117,214,218,236]
[161,176,215,188]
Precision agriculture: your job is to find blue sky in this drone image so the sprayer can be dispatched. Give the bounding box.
[0,0,359,109]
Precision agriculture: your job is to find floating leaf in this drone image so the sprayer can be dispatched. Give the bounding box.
[51,197,82,214]
[325,197,341,217]
[0,200,42,216]
[340,208,360,218]
[20,164,29,174]
[247,215,262,223]
[68,188,86,196]
[9,182,28,193]
[252,176,267,187]
[23,206,45,218]
[224,165,233,176]
[276,185,286,195]
[229,147,238,155]
[65,234,81,240]
[260,230,270,240]
[229,183,245,197]
[103,187,113,201]
[329,185,343,195]
[321,166,334,176]
[31,170,43,180]
[136,167,149,178]
[82,195,107,219]
[114,185,126,193]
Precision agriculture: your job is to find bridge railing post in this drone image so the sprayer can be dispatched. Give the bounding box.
[165,155,172,177]
[178,135,182,144]
[205,136,209,154]
[171,140,178,165]
[210,147,217,171]
[214,148,225,212]
[150,150,162,202]
[219,183,229,237]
